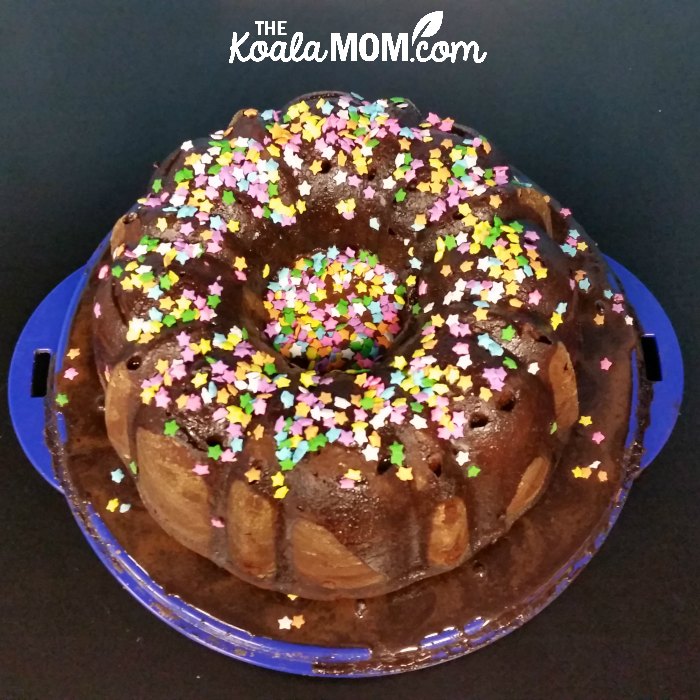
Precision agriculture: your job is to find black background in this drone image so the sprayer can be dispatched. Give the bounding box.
[2,1,699,698]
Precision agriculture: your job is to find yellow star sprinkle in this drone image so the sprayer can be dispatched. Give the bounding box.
[579,416,593,426]
[396,466,413,481]
[106,498,119,512]
[245,467,261,483]
[479,386,493,401]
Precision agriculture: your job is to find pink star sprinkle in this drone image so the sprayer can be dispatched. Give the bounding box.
[600,357,613,371]
[528,290,542,306]
[63,368,78,381]
[592,432,606,444]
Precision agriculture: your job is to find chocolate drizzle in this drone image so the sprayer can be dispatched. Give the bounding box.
[45,92,652,672]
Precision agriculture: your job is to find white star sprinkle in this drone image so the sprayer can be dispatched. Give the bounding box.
[278,616,293,630]
[362,445,379,462]
[455,450,470,466]
[410,415,428,430]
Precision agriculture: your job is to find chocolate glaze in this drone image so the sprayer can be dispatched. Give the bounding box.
[47,249,651,672]
[46,92,652,672]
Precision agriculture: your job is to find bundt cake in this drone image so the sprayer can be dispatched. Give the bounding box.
[92,91,634,600]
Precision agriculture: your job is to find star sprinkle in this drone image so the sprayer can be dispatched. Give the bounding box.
[389,442,405,466]
[396,466,413,481]
[455,450,470,466]
[111,468,125,483]
[245,467,261,482]
[278,616,293,630]
[600,357,612,371]
[163,420,179,436]
[66,348,81,359]
[55,393,69,407]
[63,368,78,381]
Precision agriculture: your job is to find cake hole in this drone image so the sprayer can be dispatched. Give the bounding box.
[366,169,376,181]
[595,300,606,314]
[427,453,442,476]
[377,456,393,475]
[206,437,222,448]
[264,247,404,373]
[641,334,662,382]
[406,180,418,191]
[126,355,142,371]
[496,391,516,412]
[320,160,331,173]
[31,350,51,398]
[469,413,489,429]
[387,227,399,238]
[535,333,552,345]
[355,599,367,618]
[96,395,105,412]
[452,210,462,221]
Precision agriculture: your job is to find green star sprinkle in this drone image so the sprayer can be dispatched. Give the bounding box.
[501,325,516,341]
[207,443,223,460]
[389,442,404,466]
[163,420,179,436]
[55,393,69,407]
[467,465,481,478]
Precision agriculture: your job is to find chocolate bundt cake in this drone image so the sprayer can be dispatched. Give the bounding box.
[92,91,634,600]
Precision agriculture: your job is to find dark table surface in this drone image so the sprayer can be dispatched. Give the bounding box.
[2,1,699,698]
